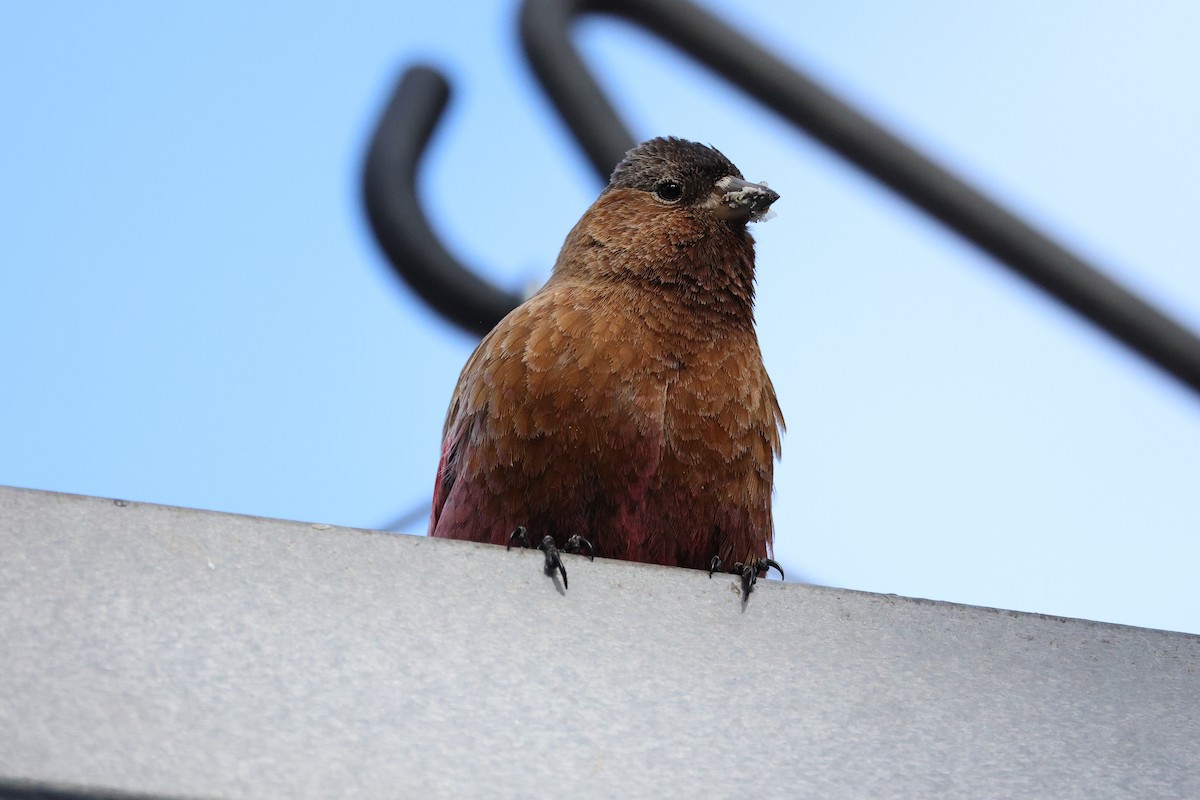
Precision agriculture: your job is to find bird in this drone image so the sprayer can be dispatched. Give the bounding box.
[429,136,783,591]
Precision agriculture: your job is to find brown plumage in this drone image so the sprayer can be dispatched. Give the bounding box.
[430,136,783,572]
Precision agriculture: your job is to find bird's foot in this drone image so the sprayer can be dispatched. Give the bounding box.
[507,526,594,590]
[709,555,784,601]
[562,533,595,560]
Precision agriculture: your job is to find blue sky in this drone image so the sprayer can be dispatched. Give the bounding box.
[3,1,1198,633]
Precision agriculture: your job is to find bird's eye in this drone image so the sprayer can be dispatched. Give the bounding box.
[654,180,683,203]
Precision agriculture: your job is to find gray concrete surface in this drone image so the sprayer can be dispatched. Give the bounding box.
[1,485,1197,799]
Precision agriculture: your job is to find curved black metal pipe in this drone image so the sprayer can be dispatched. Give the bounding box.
[520,0,1200,398]
[362,66,524,337]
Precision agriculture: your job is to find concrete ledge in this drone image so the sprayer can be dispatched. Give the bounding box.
[2,485,1198,799]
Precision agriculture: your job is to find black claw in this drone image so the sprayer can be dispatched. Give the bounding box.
[563,534,595,561]
[538,534,568,589]
[506,526,530,551]
[762,558,785,581]
[708,556,723,577]
[734,562,755,599]
[507,527,592,590]
[724,557,784,602]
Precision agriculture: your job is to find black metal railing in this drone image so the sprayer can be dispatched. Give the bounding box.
[363,0,1200,398]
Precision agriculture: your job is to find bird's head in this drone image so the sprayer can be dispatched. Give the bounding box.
[607,136,779,226]
[553,137,778,323]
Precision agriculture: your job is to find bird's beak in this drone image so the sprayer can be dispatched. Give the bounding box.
[710,176,780,222]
